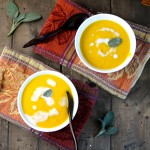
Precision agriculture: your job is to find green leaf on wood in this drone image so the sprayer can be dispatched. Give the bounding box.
[108,37,122,47]
[6,1,42,36]
[14,11,19,18]
[104,127,118,135]
[14,13,26,24]
[43,89,52,97]
[95,111,118,138]
[6,1,19,18]
[95,121,106,137]
[103,111,114,128]
[22,13,42,22]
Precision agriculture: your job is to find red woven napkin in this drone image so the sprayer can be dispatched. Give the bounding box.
[33,0,150,99]
[0,47,99,150]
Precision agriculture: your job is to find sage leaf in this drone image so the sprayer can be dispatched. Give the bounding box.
[103,111,114,128]
[6,1,19,18]
[7,22,22,36]
[43,89,52,97]
[22,13,42,22]
[14,11,19,18]
[14,13,26,24]
[95,122,106,138]
[108,37,122,47]
[104,127,118,135]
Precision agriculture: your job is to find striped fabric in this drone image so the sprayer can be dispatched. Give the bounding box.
[34,0,150,99]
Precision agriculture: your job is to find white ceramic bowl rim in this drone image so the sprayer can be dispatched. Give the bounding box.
[75,13,136,73]
[17,70,78,132]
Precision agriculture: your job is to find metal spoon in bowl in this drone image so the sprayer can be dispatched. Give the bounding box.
[23,13,89,48]
[66,91,78,150]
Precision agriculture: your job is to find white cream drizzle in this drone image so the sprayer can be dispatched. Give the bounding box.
[113,54,118,59]
[98,48,114,57]
[31,87,54,106]
[95,37,118,58]
[25,108,59,125]
[95,38,109,47]
[47,79,56,87]
[32,105,37,110]
[31,87,49,102]
[41,96,54,106]
[99,27,120,37]
[90,42,94,46]
[59,96,68,107]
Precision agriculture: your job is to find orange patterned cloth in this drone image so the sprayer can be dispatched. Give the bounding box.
[0,47,99,150]
[34,0,150,99]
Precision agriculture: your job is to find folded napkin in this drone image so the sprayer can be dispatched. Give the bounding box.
[33,0,150,99]
[0,47,99,150]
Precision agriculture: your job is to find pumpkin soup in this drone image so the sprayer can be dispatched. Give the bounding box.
[80,20,130,69]
[22,74,71,128]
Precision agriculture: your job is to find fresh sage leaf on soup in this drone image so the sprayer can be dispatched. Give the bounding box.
[6,1,19,18]
[22,13,42,22]
[108,37,122,47]
[104,127,118,135]
[43,89,52,97]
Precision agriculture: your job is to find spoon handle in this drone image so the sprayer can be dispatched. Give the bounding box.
[23,27,63,48]
[66,91,78,150]
[68,117,78,150]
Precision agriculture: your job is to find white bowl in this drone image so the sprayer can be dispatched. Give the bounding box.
[75,13,136,73]
[17,70,78,132]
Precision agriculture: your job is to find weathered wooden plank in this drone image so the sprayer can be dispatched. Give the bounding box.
[111,61,150,150]
[0,0,12,53]
[38,139,59,150]
[74,0,111,13]
[134,0,150,27]
[111,0,150,26]
[8,123,38,150]
[0,119,8,150]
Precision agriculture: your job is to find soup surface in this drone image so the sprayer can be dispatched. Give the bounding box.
[22,74,71,128]
[80,20,130,69]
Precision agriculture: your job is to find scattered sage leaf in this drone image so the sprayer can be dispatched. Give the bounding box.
[14,11,19,18]
[104,127,118,135]
[22,13,42,22]
[108,37,122,47]
[103,111,114,128]
[95,120,105,138]
[43,89,52,97]
[14,13,26,24]
[7,21,22,36]
[6,1,19,18]
[95,126,106,138]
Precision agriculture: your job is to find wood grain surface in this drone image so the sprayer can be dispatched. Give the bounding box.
[0,0,149,150]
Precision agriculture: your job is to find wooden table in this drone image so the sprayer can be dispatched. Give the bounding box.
[0,0,150,150]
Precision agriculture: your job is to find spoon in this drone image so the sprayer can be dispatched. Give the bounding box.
[66,91,78,150]
[23,13,89,48]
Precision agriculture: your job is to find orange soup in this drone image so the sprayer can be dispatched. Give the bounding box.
[22,74,71,128]
[80,20,130,69]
